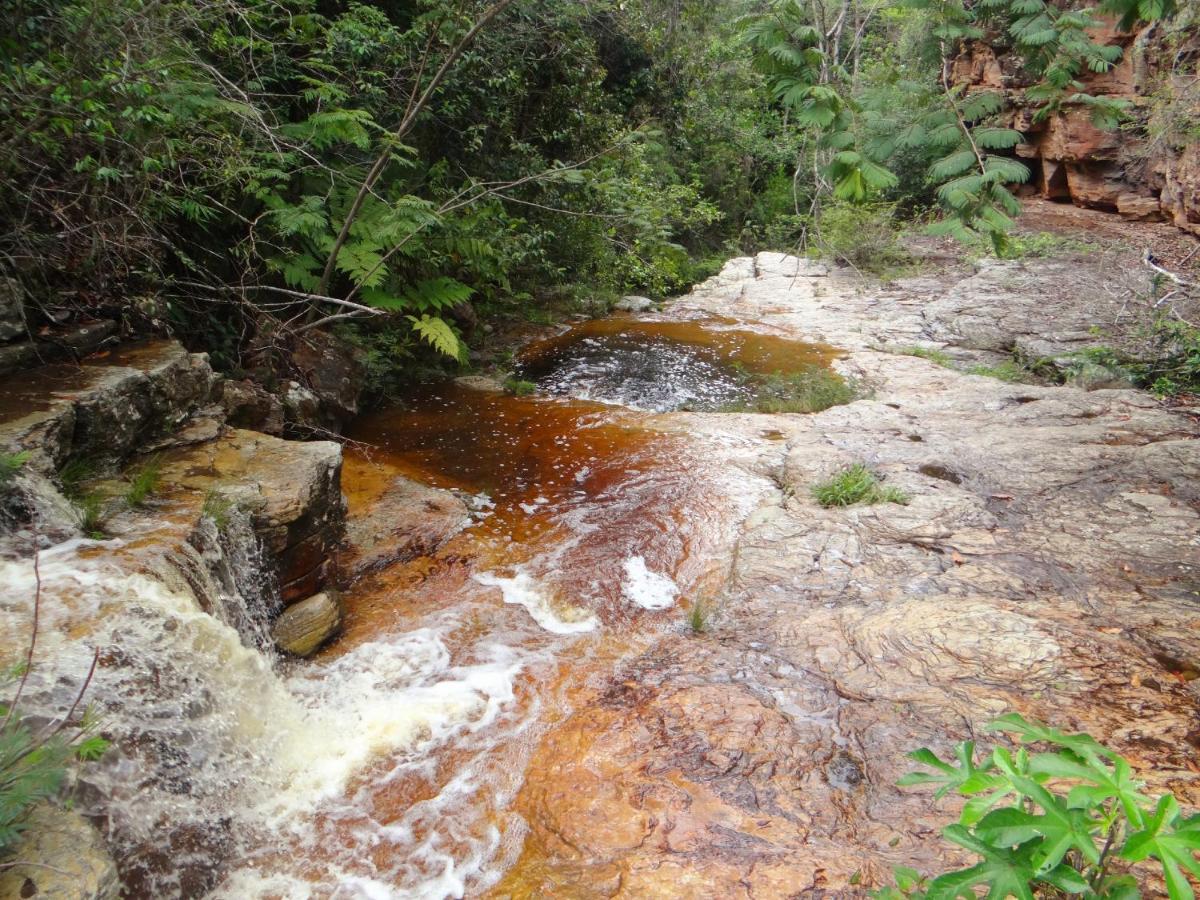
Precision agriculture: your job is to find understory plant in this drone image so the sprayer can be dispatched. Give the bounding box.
[2,567,108,856]
[875,714,1200,899]
[812,463,910,507]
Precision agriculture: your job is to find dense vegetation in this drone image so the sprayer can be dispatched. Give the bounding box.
[0,0,1188,384]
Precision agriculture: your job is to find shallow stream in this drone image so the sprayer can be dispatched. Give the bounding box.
[1,312,837,897]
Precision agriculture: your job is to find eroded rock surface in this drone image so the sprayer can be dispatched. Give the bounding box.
[498,253,1200,897]
[0,804,119,900]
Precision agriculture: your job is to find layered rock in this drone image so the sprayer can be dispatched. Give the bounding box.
[496,253,1200,895]
[953,18,1200,233]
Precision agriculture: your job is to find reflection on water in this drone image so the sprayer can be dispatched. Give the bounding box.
[516,314,840,411]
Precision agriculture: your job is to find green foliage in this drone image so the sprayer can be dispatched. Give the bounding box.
[122,456,162,509]
[72,493,108,540]
[966,230,1094,260]
[0,452,30,486]
[875,714,1200,899]
[503,378,537,397]
[811,463,910,507]
[968,360,1036,383]
[816,201,913,276]
[725,367,858,414]
[686,599,713,634]
[56,458,97,501]
[902,346,955,367]
[200,489,236,531]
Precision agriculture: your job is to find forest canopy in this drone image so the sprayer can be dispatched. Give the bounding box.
[0,0,1187,372]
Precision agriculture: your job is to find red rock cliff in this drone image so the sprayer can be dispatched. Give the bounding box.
[952,15,1199,234]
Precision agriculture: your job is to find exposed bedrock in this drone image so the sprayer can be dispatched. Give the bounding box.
[499,254,1200,896]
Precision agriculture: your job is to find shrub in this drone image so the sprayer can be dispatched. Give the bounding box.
[874,714,1200,900]
[815,200,912,277]
[2,578,109,856]
[812,463,909,507]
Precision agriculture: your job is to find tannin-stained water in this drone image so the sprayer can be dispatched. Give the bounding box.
[1,314,834,898]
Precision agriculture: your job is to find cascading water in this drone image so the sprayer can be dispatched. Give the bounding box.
[1,310,828,898]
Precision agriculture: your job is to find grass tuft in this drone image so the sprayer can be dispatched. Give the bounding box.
[201,489,236,530]
[966,360,1031,383]
[123,456,163,508]
[57,457,98,499]
[724,366,857,414]
[901,346,954,368]
[0,451,31,485]
[74,492,108,538]
[811,463,910,508]
[503,377,537,397]
[686,599,712,634]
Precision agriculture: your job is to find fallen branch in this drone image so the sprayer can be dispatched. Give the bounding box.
[1142,249,1194,286]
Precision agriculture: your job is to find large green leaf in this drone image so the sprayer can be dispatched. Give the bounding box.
[926,825,1037,900]
[1122,797,1200,900]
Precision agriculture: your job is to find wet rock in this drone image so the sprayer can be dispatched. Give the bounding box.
[614,295,654,312]
[503,251,1200,895]
[221,378,284,435]
[155,429,345,604]
[0,341,39,377]
[453,375,505,393]
[0,340,220,473]
[0,804,119,900]
[272,590,342,656]
[0,277,26,342]
[290,330,364,431]
[342,472,469,580]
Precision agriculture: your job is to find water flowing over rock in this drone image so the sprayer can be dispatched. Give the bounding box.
[494,252,1200,896]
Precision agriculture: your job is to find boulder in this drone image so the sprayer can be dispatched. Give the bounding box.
[221,378,284,435]
[289,330,364,431]
[453,374,505,393]
[614,295,655,313]
[272,590,342,656]
[0,340,220,473]
[0,277,26,342]
[0,804,119,900]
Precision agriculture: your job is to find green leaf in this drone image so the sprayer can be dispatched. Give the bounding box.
[928,825,1036,900]
[1122,796,1200,900]
[407,314,463,361]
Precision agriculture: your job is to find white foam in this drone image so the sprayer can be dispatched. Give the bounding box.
[473,570,598,634]
[621,556,679,610]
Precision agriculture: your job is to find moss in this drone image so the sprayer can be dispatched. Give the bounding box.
[901,346,955,367]
[503,377,537,397]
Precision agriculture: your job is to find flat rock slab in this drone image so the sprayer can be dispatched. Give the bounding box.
[501,252,1200,895]
[0,339,218,471]
[340,460,469,580]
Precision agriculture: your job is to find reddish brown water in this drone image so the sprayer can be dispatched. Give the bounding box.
[206,317,837,896]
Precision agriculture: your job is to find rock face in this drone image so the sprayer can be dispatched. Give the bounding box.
[953,20,1200,233]
[0,805,119,900]
[341,469,469,581]
[272,590,342,656]
[497,253,1200,895]
[155,429,345,603]
[0,340,220,473]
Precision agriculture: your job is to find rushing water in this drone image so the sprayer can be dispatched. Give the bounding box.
[0,312,833,898]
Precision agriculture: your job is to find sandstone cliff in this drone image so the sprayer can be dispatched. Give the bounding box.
[953,12,1199,233]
